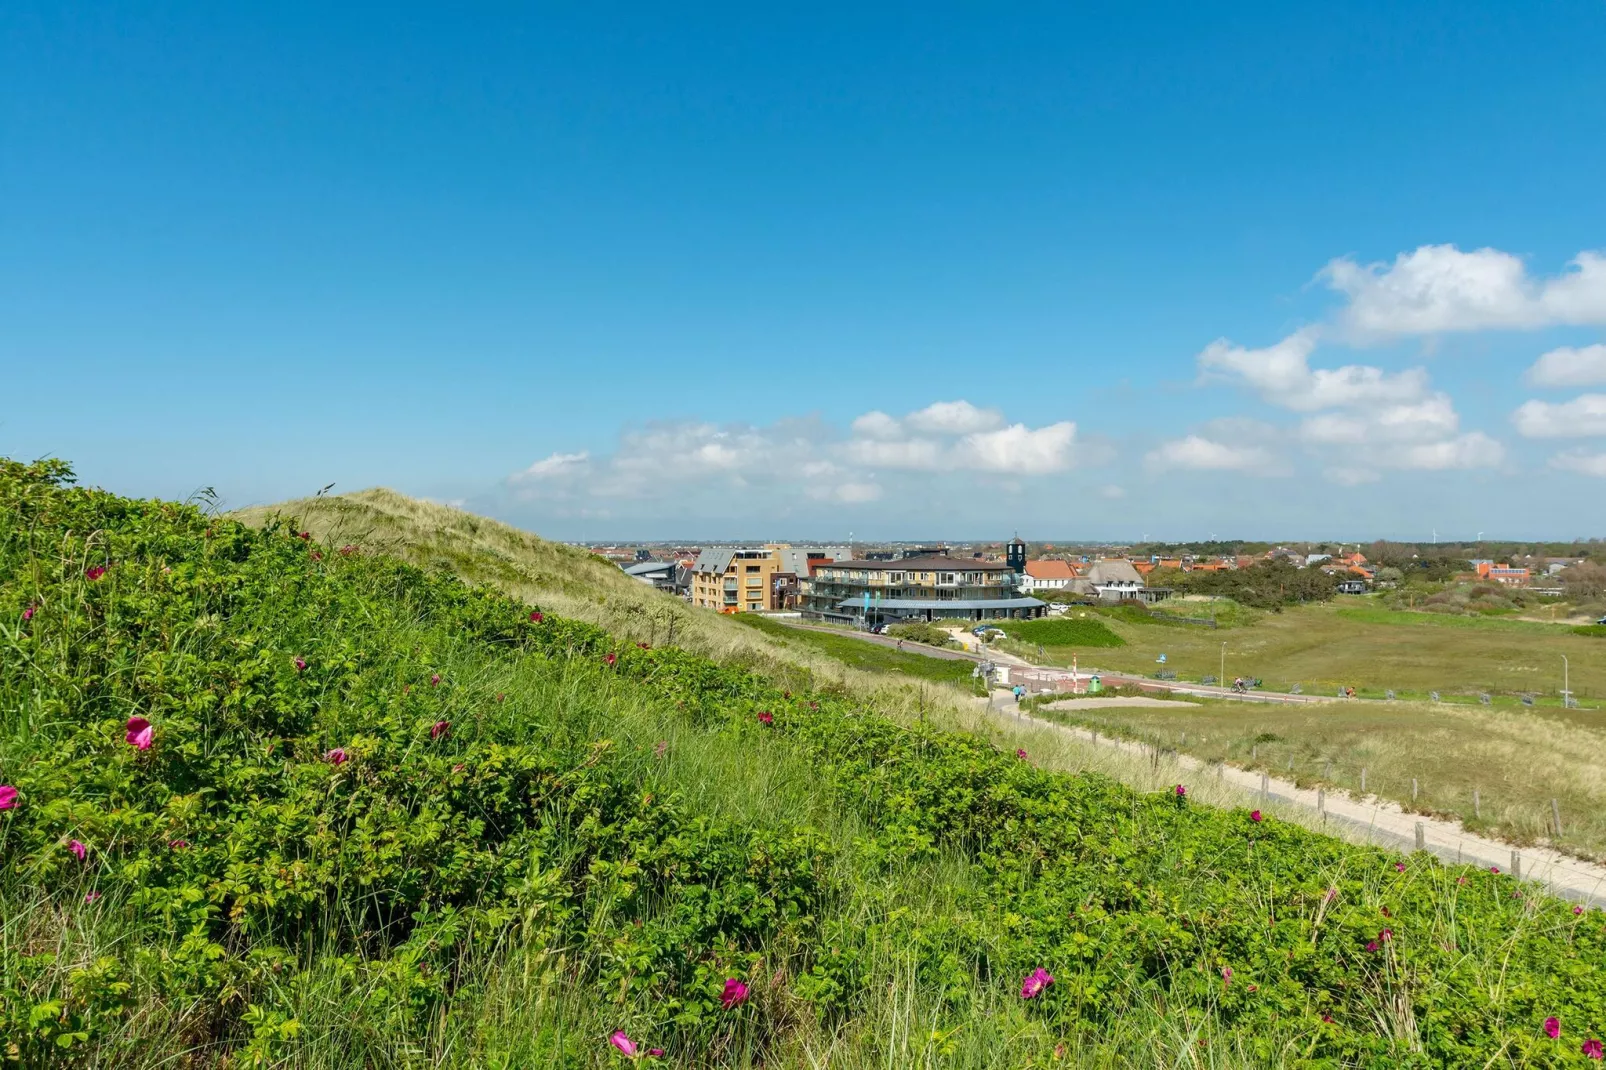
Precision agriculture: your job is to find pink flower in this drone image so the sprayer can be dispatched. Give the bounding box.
[1016,749,1028,760]
[84,891,101,904]
[309,550,322,561]
[85,565,106,580]
[297,531,311,540]
[1457,876,1467,885]
[430,673,441,687]
[430,720,450,740]
[125,716,154,751]
[1250,810,1263,823]
[21,605,35,621]
[757,712,774,726]
[609,1031,637,1057]
[648,1049,664,1058]
[340,544,358,556]
[1490,866,1500,874]
[637,642,650,650]
[1585,1039,1604,1060]
[1394,862,1406,872]
[0,785,17,810]
[1545,1016,1561,1039]
[1379,928,1393,942]
[1175,784,1187,798]
[294,657,307,672]
[68,840,86,861]
[168,839,190,849]
[1575,905,1585,915]
[1365,940,1379,952]
[1321,1014,1335,1024]
[325,748,348,765]
[720,978,749,1009]
[1221,966,1232,984]
[604,653,617,666]
[1020,967,1053,999]
[1324,887,1338,903]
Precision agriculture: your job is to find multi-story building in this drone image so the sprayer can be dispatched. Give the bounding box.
[799,546,1046,627]
[689,545,850,613]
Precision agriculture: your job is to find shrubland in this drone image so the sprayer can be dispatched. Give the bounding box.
[5,458,1606,1068]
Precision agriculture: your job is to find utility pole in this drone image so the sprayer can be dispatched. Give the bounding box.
[1562,654,1572,709]
[1220,641,1227,688]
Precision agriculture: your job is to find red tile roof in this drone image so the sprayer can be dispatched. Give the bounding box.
[1025,559,1079,580]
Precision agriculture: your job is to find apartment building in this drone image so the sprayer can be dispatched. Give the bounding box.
[799,554,1046,627]
[689,544,850,613]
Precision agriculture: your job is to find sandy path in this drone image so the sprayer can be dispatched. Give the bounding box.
[983,689,1606,905]
[1040,696,1199,711]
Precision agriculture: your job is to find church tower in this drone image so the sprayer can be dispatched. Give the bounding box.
[1006,536,1027,573]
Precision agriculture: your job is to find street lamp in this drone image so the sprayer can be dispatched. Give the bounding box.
[1562,654,1571,708]
[1220,641,1227,689]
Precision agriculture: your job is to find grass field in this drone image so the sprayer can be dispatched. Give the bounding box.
[1031,597,1599,702]
[12,458,1606,1067]
[732,615,983,692]
[1039,695,1606,859]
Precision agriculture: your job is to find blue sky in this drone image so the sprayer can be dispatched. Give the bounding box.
[4,2,1605,541]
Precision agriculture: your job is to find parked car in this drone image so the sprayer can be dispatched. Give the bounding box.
[1597,615,1606,625]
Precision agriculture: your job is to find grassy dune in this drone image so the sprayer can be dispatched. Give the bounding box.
[7,458,1606,1068]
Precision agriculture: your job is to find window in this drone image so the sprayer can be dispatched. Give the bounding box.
[746,564,761,573]
[939,573,955,585]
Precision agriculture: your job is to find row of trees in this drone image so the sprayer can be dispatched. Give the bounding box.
[1150,560,1342,610]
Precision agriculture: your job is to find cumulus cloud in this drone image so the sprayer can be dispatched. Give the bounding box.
[1322,245,1606,339]
[1550,448,1606,478]
[506,401,1083,514]
[1299,395,1461,445]
[1526,344,1606,388]
[1511,394,1606,438]
[1198,329,1428,411]
[904,399,1004,434]
[1146,436,1283,474]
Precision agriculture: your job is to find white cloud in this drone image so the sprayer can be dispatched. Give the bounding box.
[904,400,1004,434]
[1098,484,1127,499]
[1388,432,1505,471]
[842,436,945,470]
[1198,329,1427,411]
[510,451,590,483]
[1527,344,1606,388]
[1146,436,1282,474]
[807,481,884,503]
[1550,448,1606,478]
[1511,394,1606,438]
[850,410,903,440]
[1299,395,1461,445]
[960,421,1078,473]
[1322,245,1606,339]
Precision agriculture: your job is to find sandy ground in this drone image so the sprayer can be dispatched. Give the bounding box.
[982,688,1606,906]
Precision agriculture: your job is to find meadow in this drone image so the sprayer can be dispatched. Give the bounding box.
[6,458,1606,1067]
[1015,598,1599,704]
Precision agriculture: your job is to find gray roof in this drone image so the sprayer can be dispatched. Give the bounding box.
[818,555,1011,573]
[691,548,736,574]
[623,560,674,577]
[1085,559,1144,586]
[835,597,1045,611]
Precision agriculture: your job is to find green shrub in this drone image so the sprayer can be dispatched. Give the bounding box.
[884,621,959,648]
[4,455,1605,1067]
[997,617,1126,648]
[1574,624,1606,638]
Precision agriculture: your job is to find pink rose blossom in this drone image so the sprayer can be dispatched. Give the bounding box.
[168,839,190,849]
[294,657,307,672]
[125,716,154,750]
[326,748,348,765]
[22,605,35,621]
[1175,784,1187,798]
[1020,967,1053,999]
[431,720,450,740]
[757,712,774,726]
[1365,940,1379,952]
[1221,966,1232,984]
[1395,862,1406,872]
[68,840,86,861]
[1545,1017,1561,1039]
[1575,905,1585,916]
[1016,749,1028,760]
[1379,928,1393,942]
[0,785,17,810]
[648,1049,664,1058]
[529,611,544,622]
[84,891,101,903]
[85,565,106,580]
[720,978,749,1009]
[430,673,441,687]
[604,653,617,666]
[1584,1038,1604,1060]
[1250,810,1262,822]
[609,1031,637,1057]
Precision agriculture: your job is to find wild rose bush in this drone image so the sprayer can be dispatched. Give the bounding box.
[2,456,1604,1067]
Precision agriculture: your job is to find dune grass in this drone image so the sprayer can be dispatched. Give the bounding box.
[732,615,983,691]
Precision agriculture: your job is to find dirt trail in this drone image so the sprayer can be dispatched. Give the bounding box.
[983,689,1606,905]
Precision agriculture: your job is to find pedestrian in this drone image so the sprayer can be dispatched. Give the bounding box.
[896,639,904,651]
[1013,684,1024,704]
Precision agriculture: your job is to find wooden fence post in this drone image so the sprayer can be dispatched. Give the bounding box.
[1414,823,1425,852]
[1260,772,1268,802]
[1361,767,1367,793]
[1473,788,1480,819]
[1552,798,1563,838]
[1412,778,1419,803]
[1511,851,1521,879]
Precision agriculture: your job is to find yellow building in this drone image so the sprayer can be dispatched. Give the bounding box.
[689,544,850,613]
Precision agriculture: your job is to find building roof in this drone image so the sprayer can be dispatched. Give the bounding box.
[817,555,1013,572]
[1085,559,1144,586]
[691,548,737,574]
[622,560,674,576]
[834,597,1046,611]
[1024,559,1078,580]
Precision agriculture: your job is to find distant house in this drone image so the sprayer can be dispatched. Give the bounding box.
[1071,558,1170,604]
[1335,577,1369,594]
[1020,559,1080,593]
[800,553,1046,627]
[1475,562,1531,586]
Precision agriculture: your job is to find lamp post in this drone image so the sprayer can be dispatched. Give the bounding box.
[1220,641,1227,689]
[1562,654,1571,708]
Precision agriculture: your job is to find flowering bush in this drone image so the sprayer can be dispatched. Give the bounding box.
[2,456,1603,1066]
